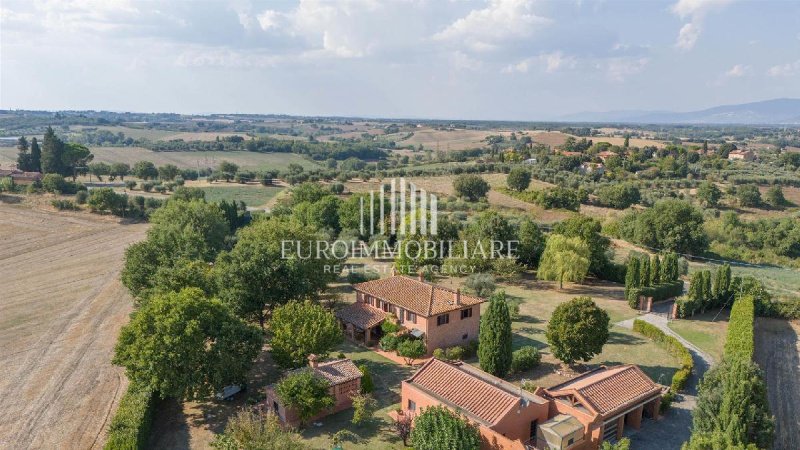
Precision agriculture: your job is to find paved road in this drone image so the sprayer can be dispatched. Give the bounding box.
[616,304,713,450]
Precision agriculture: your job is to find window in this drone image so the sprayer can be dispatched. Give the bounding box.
[437,314,450,326]
[460,308,473,319]
[408,399,416,411]
[462,333,468,340]
[568,437,574,446]
[406,311,416,324]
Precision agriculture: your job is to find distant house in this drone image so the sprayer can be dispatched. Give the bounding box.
[596,151,617,162]
[264,355,362,427]
[560,151,583,158]
[523,158,538,165]
[727,149,755,161]
[336,271,484,353]
[0,168,42,185]
[579,162,604,175]
[395,360,665,450]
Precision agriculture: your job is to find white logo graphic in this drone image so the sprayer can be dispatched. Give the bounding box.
[359,178,438,236]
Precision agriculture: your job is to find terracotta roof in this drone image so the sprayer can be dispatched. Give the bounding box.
[545,365,662,418]
[405,359,546,426]
[313,359,362,385]
[353,275,483,317]
[335,302,388,329]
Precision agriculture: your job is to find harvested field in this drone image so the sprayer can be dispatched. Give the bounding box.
[755,318,800,450]
[0,147,322,172]
[0,202,148,449]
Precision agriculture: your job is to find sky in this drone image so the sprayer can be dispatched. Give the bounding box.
[1,0,799,120]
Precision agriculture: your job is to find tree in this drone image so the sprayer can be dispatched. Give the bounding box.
[393,410,413,446]
[537,234,590,289]
[625,256,641,303]
[110,162,130,180]
[211,410,304,450]
[623,199,708,254]
[596,184,640,209]
[764,185,786,208]
[350,392,377,426]
[269,300,343,368]
[464,273,496,297]
[736,184,761,208]
[552,215,610,276]
[397,339,426,365]
[713,264,731,303]
[87,188,127,215]
[218,160,239,182]
[275,370,335,426]
[453,174,489,201]
[601,438,631,450]
[62,143,94,180]
[478,291,513,377]
[516,217,545,268]
[702,270,713,306]
[41,173,67,193]
[40,126,65,175]
[359,365,374,394]
[640,256,651,287]
[158,164,179,181]
[650,255,661,285]
[88,162,111,181]
[546,296,610,366]
[16,136,32,172]
[29,137,41,172]
[409,406,481,450]
[213,217,338,328]
[112,288,263,400]
[697,181,722,208]
[172,186,206,202]
[688,271,706,304]
[662,252,679,281]
[506,167,531,192]
[133,160,158,180]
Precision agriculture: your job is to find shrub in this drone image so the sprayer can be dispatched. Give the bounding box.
[42,173,67,193]
[359,365,374,394]
[632,319,693,391]
[410,406,481,450]
[510,346,541,374]
[381,317,402,334]
[396,339,426,365]
[346,270,379,284]
[141,182,154,192]
[51,199,79,210]
[445,346,465,361]
[660,391,676,414]
[630,280,684,307]
[432,348,446,360]
[380,334,399,351]
[464,273,496,297]
[75,190,88,204]
[463,340,479,358]
[104,383,155,450]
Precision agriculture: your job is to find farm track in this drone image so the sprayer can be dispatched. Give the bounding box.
[0,203,147,449]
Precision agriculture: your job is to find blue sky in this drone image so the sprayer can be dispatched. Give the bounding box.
[1,0,798,120]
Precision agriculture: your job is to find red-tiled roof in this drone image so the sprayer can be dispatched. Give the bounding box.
[545,365,662,417]
[406,359,545,426]
[353,275,483,317]
[314,359,362,385]
[335,302,388,329]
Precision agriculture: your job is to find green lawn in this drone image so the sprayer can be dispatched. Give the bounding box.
[199,185,284,208]
[668,310,729,363]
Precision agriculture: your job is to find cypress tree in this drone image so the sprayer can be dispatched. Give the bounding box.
[625,257,641,303]
[713,264,731,305]
[41,127,64,175]
[478,291,512,378]
[651,255,661,285]
[702,270,713,310]
[640,256,651,287]
[30,137,41,172]
[688,272,704,303]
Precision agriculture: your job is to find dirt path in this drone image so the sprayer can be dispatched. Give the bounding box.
[0,203,148,449]
[755,318,800,450]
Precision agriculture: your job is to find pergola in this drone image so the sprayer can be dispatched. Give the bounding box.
[335,302,389,346]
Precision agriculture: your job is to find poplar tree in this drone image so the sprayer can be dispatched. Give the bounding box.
[625,257,641,303]
[640,256,651,287]
[651,255,661,285]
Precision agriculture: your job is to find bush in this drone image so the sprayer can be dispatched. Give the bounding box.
[380,334,399,351]
[445,346,465,361]
[632,319,693,391]
[464,273,495,297]
[724,295,755,361]
[432,348,446,359]
[510,346,541,374]
[41,173,67,193]
[359,365,374,394]
[141,182,154,192]
[630,280,684,307]
[125,180,137,190]
[660,391,676,414]
[381,318,402,334]
[397,338,426,364]
[74,190,88,204]
[346,270,379,284]
[104,383,155,450]
[463,340,479,358]
[51,199,79,211]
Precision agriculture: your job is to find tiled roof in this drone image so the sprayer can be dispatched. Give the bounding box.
[313,359,362,385]
[335,302,388,329]
[545,365,661,417]
[406,359,545,426]
[353,275,483,317]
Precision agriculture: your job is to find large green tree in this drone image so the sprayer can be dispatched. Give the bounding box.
[409,406,481,450]
[212,410,305,450]
[546,296,610,366]
[552,215,610,276]
[506,167,531,192]
[453,174,490,201]
[275,371,335,426]
[133,160,158,180]
[268,300,343,368]
[213,217,338,327]
[697,181,722,208]
[623,199,708,255]
[516,217,545,268]
[40,126,65,175]
[112,288,263,400]
[62,143,94,180]
[537,234,590,289]
[478,291,513,377]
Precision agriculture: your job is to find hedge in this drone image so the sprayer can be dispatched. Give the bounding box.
[724,295,755,361]
[630,280,684,308]
[104,382,156,450]
[632,319,693,392]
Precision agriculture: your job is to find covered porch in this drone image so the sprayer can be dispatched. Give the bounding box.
[335,302,389,347]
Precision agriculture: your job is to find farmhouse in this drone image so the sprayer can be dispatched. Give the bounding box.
[597,151,617,162]
[579,162,605,175]
[0,168,42,185]
[336,272,484,353]
[396,359,665,450]
[727,149,755,161]
[264,355,362,427]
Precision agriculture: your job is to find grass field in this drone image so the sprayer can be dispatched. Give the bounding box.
[71,125,248,142]
[0,146,322,172]
[667,310,729,363]
[0,201,148,449]
[196,184,284,208]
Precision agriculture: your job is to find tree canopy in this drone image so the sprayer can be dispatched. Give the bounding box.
[409,406,481,450]
[268,300,343,368]
[537,234,590,289]
[275,370,335,426]
[546,296,610,366]
[453,174,490,201]
[478,291,513,377]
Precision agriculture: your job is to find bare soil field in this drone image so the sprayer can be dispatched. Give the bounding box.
[755,318,800,450]
[0,201,148,449]
[0,147,322,172]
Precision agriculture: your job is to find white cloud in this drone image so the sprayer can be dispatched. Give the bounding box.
[767,60,800,77]
[433,0,551,52]
[671,0,734,50]
[724,64,750,77]
[603,57,649,82]
[502,51,576,74]
[451,51,484,71]
[257,10,281,31]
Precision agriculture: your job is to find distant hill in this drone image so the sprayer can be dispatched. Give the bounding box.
[562,98,800,125]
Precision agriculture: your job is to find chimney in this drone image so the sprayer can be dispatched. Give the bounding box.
[391,266,397,276]
[308,354,319,369]
[455,288,461,305]
[418,270,424,282]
